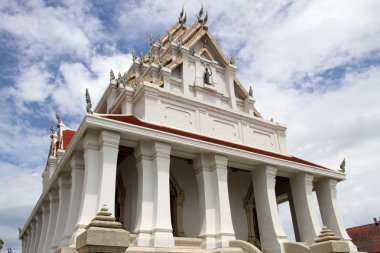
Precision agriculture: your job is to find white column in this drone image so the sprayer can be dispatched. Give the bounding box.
[134,141,155,247]
[97,130,120,213]
[133,141,174,247]
[290,173,321,243]
[315,178,358,251]
[36,200,50,253]
[32,212,42,253]
[29,219,36,253]
[194,153,235,249]
[41,187,59,253]
[181,46,190,96]
[21,234,26,253]
[74,130,100,237]
[60,153,85,246]
[151,141,174,247]
[25,228,31,253]
[49,172,71,252]
[251,165,287,253]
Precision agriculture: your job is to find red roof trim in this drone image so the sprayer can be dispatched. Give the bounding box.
[62,129,76,150]
[347,224,380,252]
[102,115,330,170]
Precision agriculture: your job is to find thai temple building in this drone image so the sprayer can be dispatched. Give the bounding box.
[19,7,361,253]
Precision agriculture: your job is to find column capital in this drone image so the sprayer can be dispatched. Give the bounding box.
[70,152,85,170]
[42,200,50,213]
[58,172,72,189]
[254,164,277,180]
[49,186,60,203]
[83,129,99,150]
[193,153,228,173]
[99,129,120,149]
[153,141,171,158]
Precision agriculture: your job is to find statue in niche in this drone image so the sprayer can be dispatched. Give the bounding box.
[204,66,213,85]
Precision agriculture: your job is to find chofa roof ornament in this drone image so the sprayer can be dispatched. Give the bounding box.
[178,6,187,24]
[110,69,115,81]
[85,88,93,114]
[197,5,208,26]
[339,158,346,173]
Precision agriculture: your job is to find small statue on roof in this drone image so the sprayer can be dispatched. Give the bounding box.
[249,86,253,97]
[148,50,154,63]
[204,66,213,85]
[158,38,163,48]
[150,34,154,46]
[110,69,115,81]
[230,55,236,65]
[122,72,128,88]
[339,158,346,173]
[132,49,137,62]
[49,119,57,157]
[85,88,93,114]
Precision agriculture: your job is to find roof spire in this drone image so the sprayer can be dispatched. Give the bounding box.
[230,55,236,65]
[204,11,208,25]
[85,88,93,114]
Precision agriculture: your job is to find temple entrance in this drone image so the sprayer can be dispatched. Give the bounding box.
[170,174,185,237]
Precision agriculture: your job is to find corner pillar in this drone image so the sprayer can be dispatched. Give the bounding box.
[289,173,320,243]
[315,178,358,251]
[251,165,287,253]
[194,153,235,249]
[74,130,100,237]
[97,130,120,213]
[29,220,36,253]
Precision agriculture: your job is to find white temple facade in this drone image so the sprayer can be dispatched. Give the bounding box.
[20,8,360,253]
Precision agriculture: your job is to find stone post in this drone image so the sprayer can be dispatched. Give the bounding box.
[315,178,358,251]
[289,173,321,243]
[76,206,129,253]
[251,165,287,253]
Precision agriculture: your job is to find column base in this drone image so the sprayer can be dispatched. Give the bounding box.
[216,233,235,248]
[134,231,152,247]
[150,230,175,247]
[200,234,217,249]
[262,235,287,253]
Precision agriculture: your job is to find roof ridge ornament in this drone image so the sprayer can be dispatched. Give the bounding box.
[339,158,346,173]
[132,49,137,62]
[230,55,236,65]
[249,86,253,97]
[110,69,115,81]
[85,88,93,114]
[178,6,187,25]
[197,5,204,22]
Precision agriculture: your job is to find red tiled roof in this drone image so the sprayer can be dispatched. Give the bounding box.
[347,224,380,252]
[102,115,330,170]
[62,129,76,150]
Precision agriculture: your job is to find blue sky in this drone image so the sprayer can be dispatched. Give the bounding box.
[1,0,380,252]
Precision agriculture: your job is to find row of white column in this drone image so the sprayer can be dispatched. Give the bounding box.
[21,130,355,253]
